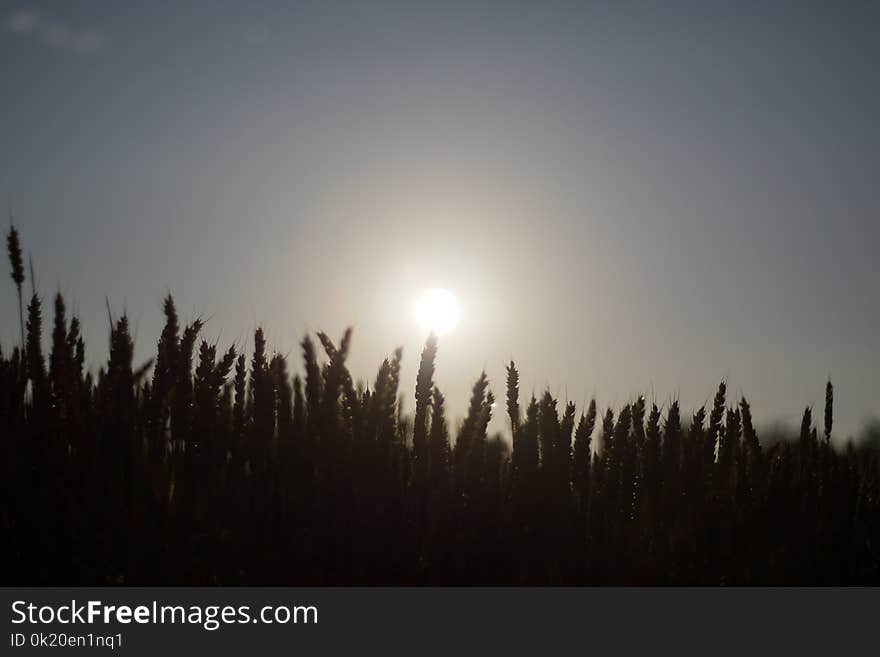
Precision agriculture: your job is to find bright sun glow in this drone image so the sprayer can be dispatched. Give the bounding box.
[415,288,461,336]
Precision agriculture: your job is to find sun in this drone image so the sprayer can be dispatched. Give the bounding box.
[415,288,461,336]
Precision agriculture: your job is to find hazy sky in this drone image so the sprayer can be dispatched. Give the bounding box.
[2,1,878,438]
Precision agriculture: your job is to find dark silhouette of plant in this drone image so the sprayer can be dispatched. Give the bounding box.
[1,237,878,585]
[6,222,25,351]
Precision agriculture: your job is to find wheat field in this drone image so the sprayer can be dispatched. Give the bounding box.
[2,224,878,585]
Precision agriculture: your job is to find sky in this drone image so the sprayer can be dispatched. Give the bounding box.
[1,0,878,439]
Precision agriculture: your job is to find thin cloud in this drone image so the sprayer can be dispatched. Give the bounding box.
[7,9,37,33]
[6,9,103,53]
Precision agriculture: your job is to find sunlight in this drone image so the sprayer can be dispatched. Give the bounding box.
[415,288,461,336]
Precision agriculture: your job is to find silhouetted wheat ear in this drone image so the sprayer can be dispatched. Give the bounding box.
[6,224,25,350]
[824,380,833,444]
[800,406,813,445]
[6,224,24,286]
[739,397,761,456]
[26,293,46,387]
[301,335,322,432]
[232,352,247,438]
[427,385,451,486]
[412,334,437,480]
[505,361,520,429]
